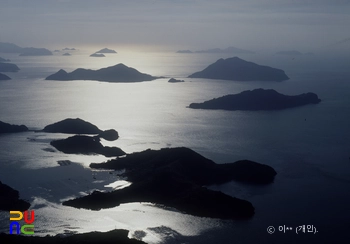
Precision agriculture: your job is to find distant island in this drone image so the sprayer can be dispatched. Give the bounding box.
[62,53,71,56]
[177,46,255,54]
[0,57,10,62]
[0,120,28,133]
[276,50,303,56]
[0,62,20,72]
[188,57,289,81]
[19,47,53,56]
[177,50,193,53]
[95,48,117,54]
[63,47,76,51]
[0,73,11,80]
[90,53,105,57]
[0,42,52,56]
[168,78,185,83]
[276,50,315,56]
[189,89,321,111]
[46,64,160,82]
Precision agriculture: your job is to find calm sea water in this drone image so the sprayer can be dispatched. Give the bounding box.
[0,50,350,243]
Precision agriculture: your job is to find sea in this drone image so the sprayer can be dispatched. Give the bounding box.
[0,49,349,244]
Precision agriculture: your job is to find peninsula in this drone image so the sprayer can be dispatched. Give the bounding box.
[45,64,159,82]
[188,57,289,81]
[189,89,321,111]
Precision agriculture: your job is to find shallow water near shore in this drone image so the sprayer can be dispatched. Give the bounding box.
[0,50,350,243]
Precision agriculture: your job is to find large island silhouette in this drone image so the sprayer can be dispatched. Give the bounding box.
[63,147,277,219]
[189,89,321,111]
[188,57,289,81]
[46,64,160,82]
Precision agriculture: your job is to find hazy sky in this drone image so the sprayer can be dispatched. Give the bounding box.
[0,0,349,51]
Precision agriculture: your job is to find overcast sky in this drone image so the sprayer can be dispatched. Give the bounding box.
[0,0,349,51]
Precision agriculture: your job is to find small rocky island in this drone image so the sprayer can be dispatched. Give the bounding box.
[188,57,289,81]
[189,89,321,111]
[45,64,159,82]
[63,147,277,219]
[0,120,28,133]
[90,53,105,57]
[95,48,117,53]
[50,135,125,157]
[168,78,185,83]
[45,118,124,157]
[43,118,119,141]
[62,52,71,56]
[0,181,30,211]
[0,73,11,80]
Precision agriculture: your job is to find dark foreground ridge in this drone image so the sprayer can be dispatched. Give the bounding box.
[0,181,30,211]
[63,147,277,219]
[43,118,119,141]
[51,135,125,157]
[0,121,28,133]
[188,57,289,81]
[45,64,159,82]
[0,229,146,244]
[0,73,11,80]
[189,88,321,111]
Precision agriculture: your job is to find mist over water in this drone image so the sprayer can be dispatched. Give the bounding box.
[0,50,350,243]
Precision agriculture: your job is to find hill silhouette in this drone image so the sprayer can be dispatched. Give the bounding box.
[189,89,321,111]
[95,48,117,53]
[188,57,289,81]
[0,42,52,56]
[46,64,159,82]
